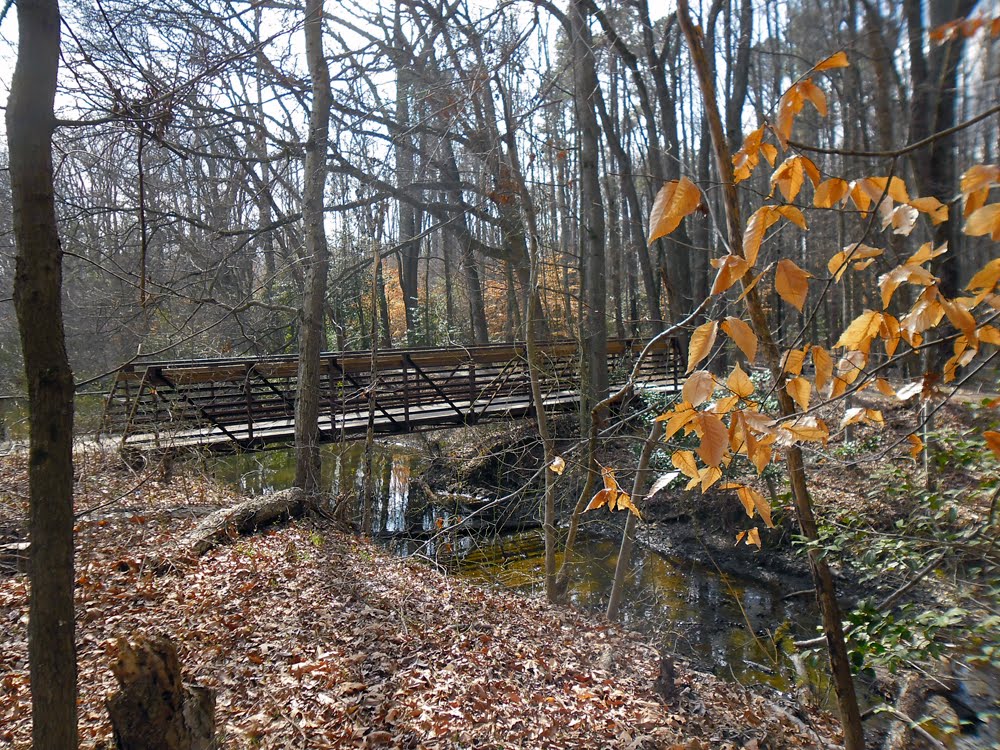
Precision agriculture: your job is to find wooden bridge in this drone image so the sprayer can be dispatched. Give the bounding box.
[101,337,682,451]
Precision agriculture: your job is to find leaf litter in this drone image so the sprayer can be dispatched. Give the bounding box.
[0,448,840,748]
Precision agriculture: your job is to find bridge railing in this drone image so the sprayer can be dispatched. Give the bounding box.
[102,337,681,450]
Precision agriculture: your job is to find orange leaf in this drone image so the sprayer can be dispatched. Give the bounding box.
[778,416,829,444]
[695,413,729,467]
[984,431,1000,459]
[966,258,1000,298]
[770,156,805,202]
[736,527,762,548]
[827,244,883,282]
[906,241,948,266]
[710,254,751,295]
[777,204,808,229]
[743,206,780,266]
[739,485,773,528]
[875,377,896,397]
[687,320,719,373]
[549,456,566,474]
[683,370,716,407]
[786,376,811,412]
[812,346,833,395]
[836,310,884,352]
[775,259,811,312]
[586,488,615,512]
[907,434,924,458]
[726,362,755,399]
[964,203,1000,241]
[699,465,723,492]
[671,450,699,479]
[814,177,850,208]
[781,347,808,375]
[648,177,703,244]
[661,403,698,440]
[813,51,849,71]
[879,264,937,309]
[908,196,949,225]
[721,316,758,362]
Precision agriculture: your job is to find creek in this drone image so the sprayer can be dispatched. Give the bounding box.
[207,441,827,697]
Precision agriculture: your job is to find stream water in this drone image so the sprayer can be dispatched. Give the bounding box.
[207,442,825,696]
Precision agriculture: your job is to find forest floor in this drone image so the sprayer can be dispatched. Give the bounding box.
[0,448,842,750]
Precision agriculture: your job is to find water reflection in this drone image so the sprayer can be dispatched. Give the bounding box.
[208,443,815,691]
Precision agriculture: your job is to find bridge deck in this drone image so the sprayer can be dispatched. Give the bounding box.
[102,338,682,451]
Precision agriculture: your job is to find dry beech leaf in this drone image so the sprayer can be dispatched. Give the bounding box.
[964,203,1000,241]
[586,488,616,512]
[875,377,896,397]
[648,176,702,245]
[683,370,716,407]
[814,177,850,208]
[786,376,811,412]
[781,347,808,375]
[549,456,566,475]
[827,244,883,282]
[906,241,948,266]
[743,206,781,266]
[775,259,811,312]
[812,346,833,395]
[908,196,948,225]
[814,50,849,71]
[671,450,700,479]
[966,257,1000,297]
[736,527,762,548]
[710,254,751,295]
[907,434,924,458]
[696,413,729,468]
[721,316,758,362]
[648,471,681,496]
[881,204,918,236]
[836,310,883,352]
[726,362,755,399]
[699,465,723,492]
[687,320,719,373]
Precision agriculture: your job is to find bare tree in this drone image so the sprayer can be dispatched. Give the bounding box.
[294,0,333,493]
[7,0,78,747]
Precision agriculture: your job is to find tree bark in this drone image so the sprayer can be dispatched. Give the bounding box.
[107,635,215,750]
[571,0,608,432]
[7,1,78,748]
[293,0,332,494]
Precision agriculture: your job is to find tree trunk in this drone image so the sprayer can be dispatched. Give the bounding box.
[107,635,215,750]
[905,0,976,300]
[571,0,608,431]
[7,2,78,748]
[293,0,332,494]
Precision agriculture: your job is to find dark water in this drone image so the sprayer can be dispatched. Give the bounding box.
[207,443,824,694]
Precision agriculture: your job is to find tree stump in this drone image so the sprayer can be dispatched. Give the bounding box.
[107,635,215,750]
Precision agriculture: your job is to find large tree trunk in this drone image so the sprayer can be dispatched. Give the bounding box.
[7,1,78,748]
[393,15,421,345]
[293,0,332,494]
[905,0,976,300]
[571,0,608,431]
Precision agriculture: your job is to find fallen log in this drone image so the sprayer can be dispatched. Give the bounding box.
[107,634,215,750]
[153,487,307,569]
